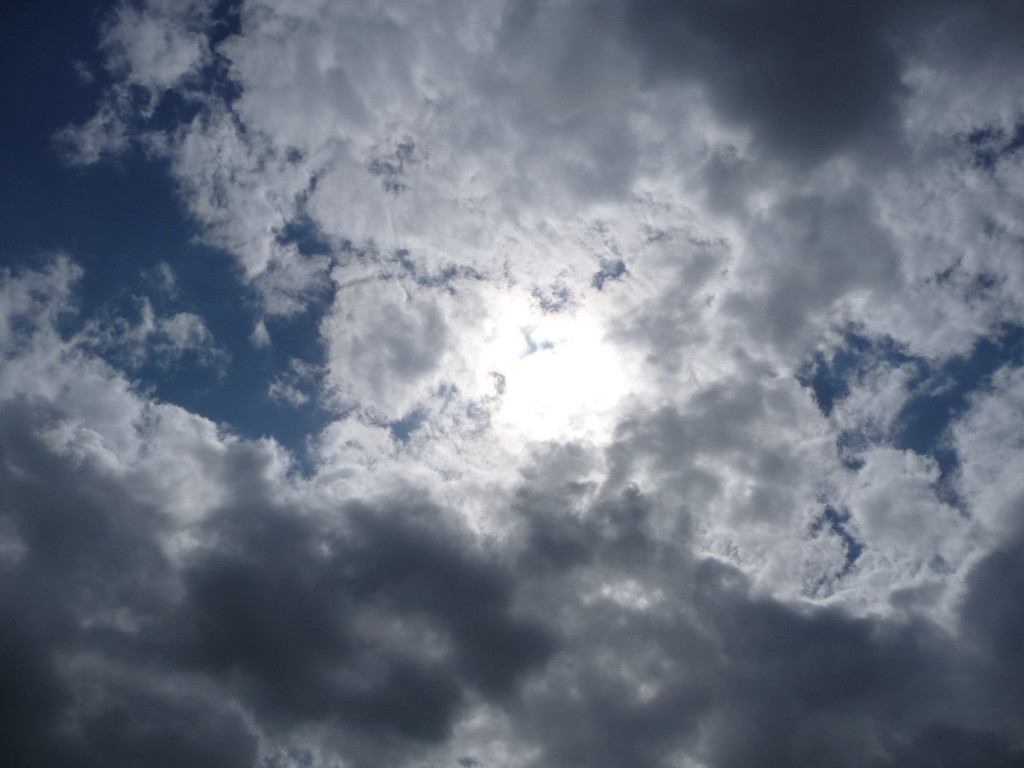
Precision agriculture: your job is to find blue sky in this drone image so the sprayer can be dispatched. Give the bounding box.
[3,2,1024,767]
[3,0,332,463]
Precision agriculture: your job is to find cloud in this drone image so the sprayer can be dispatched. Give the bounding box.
[624,0,906,166]
[321,275,450,417]
[8,0,1024,765]
[99,0,212,98]
[3,341,1016,767]
[77,296,226,371]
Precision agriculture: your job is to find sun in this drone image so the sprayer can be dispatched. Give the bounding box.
[477,292,630,442]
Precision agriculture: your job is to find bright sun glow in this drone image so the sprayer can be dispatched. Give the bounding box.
[477,295,630,442]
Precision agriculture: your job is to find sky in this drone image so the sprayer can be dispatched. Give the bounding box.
[3,1,1024,766]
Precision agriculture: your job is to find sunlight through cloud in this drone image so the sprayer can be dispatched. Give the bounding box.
[477,292,630,443]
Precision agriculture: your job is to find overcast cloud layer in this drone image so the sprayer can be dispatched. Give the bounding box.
[4,1,1024,766]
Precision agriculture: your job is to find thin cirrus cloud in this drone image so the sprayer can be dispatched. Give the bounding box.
[2,0,1024,766]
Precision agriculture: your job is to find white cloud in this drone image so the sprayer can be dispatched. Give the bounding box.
[953,365,1024,538]
[321,275,449,417]
[100,1,212,99]
[250,319,271,348]
[75,295,226,372]
[51,0,1024,616]
[268,358,318,407]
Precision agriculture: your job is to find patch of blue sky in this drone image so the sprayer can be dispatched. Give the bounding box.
[151,246,334,472]
[388,408,427,443]
[797,330,916,418]
[809,505,863,580]
[2,2,115,261]
[207,0,243,48]
[800,324,1024,510]
[388,247,487,292]
[1,1,331,470]
[591,258,628,290]
[893,324,1024,508]
[963,120,1024,172]
[276,213,334,259]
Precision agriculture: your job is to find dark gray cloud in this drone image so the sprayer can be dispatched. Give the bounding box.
[624,0,904,165]
[624,0,1024,167]
[873,724,1024,768]
[516,520,1021,768]
[0,398,257,768]
[0,396,553,765]
[3,389,1024,766]
[497,434,1024,767]
[961,537,1024,720]
[177,494,554,733]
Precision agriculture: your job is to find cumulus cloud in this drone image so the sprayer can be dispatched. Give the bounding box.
[6,0,1024,765]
